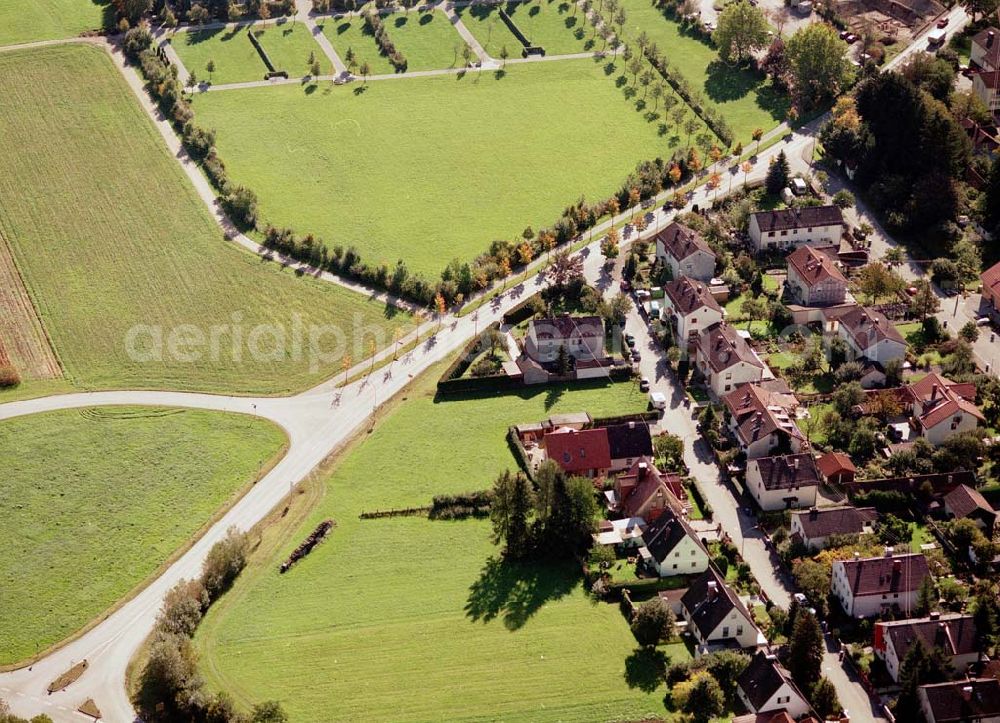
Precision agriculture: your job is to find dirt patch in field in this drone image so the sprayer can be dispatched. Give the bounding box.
[0,231,61,380]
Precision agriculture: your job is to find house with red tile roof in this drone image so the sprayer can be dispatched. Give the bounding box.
[654,222,717,282]
[904,373,984,445]
[723,382,806,459]
[943,484,997,533]
[982,260,1000,314]
[541,427,611,478]
[693,322,768,399]
[831,550,930,618]
[831,305,907,366]
[786,246,847,306]
[815,451,856,486]
[662,277,725,344]
[609,457,684,522]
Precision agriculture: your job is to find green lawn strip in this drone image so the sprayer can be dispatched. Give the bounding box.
[385,9,468,70]
[195,368,680,720]
[0,0,110,47]
[252,21,325,77]
[615,0,787,144]
[0,44,411,395]
[456,3,523,57]
[0,406,285,665]
[173,26,267,85]
[802,401,834,446]
[502,0,591,55]
[193,58,670,279]
[318,15,396,74]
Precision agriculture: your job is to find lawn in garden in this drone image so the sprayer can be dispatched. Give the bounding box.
[172,26,268,85]
[0,406,285,665]
[253,21,325,77]
[0,44,412,398]
[455,3,522,56]
[0,0,110,47]
[195,369,683,720]
[384,9,469,70]
[318,16,396,75]
[615,0,788,144]
[461,0,591,56]
[193,58,674,278]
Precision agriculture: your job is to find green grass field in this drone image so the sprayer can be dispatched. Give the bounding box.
[319,16,397,75]
[0,44,412,398]
[193,59,675,278]
[0,406,285,665]
[459,0,591,56]
[253,21,324,77]
[0,0,110,47]
[195,370,684,720]
[615,0,788,144]
[173,26,268,85]
[455,3,521,56]
[385,10,468,70]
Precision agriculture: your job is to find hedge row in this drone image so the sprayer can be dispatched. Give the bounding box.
[498,7,532,48]
[246,28,278,74]
[364,11,407,71]
[429,490,493,519]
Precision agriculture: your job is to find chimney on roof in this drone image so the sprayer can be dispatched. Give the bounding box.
[854,551,861,559]
[810,506,818,519]
[628,421,636,429]
[793,457,800,470]
[930,610,941,621]
[893,559,902,574]
[639,461,648,478]
[962,685,974,701]
[989,30,995,47]
[707,580,719,600]
[885,546,894,558]
[932,383,940,401]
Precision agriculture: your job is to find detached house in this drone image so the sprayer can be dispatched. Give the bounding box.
[748,205,845,252]
[693,322,767,399]
[971,28,1000,116]
[785,245,847,306]
[982,259,1000,314]
[831,551,930,618]
[524,315,604,365]
[654,221,717,282]
[609,457,685,522]
[918,678,1000,723]
[680,567,763,655]
[875,613,981,683]
[542,427,611,479]
[723,382,806,459]
[606,421,654,472]
[790,506,877,551]
[746,453,821,511]
[833,305,907,366]
[638,507,711,577]
[736,651,812,720]
[943,484,997,533]
[662,277,725,345]
[904,373,984,445]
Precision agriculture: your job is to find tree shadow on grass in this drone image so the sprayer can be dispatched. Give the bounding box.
[704,59,760,103]
[624,647,668,692]
[543,383,565,410]
[465,556,579,631]
[754,82,792,123]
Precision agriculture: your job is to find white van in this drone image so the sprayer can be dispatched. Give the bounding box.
[928,29,947,46]
[649,392,667,410]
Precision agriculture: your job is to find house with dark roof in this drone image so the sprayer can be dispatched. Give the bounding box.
[524,315,605,365]
[736,651,812,720]
[541,427,611,478]
[723,382,806,459]
[638,507,710,577]
[662,277,725,344]
[608,458,684,522]
[748,205,844,252]
[679,567,763,654]
[693,322,768,399]
[874,613,981,682]
[944,484,997,533]
[790,505,877,551]
[904,373,985,446]
[831,550,930,618]
[918,678,1000,723]
[606,421,654,472]
[746,453,821,511]
[786,245,848,306]
[654,221,717,282]
[982,260,1000,314]
[831,305,907,366]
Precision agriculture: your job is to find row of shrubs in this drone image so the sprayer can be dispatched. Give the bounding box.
[0,362,19,388]
[135,529,287,722]
[363,11,408,72]
[428,490,493,519]
[169,0,295,25]
[313,0,400,10]
[641,45,734,147]
[127,26,260,229]
[279,518,334,573]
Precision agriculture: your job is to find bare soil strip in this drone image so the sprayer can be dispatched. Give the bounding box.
[0,231,61,380]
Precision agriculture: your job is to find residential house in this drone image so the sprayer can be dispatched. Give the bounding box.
[662,277,725,345]
[723,382,806,459]
[831,550,930,618]
[833,305,907,366]
[785,245,848,306]
[748,205,845,252]
[971,28,1000,116]
[943,484,997,533]
[542,427,611,479]
[875,613,981,683]
[746,453,821,511]
[523,315,605,365]
[904,373,984,445]
[918,678,1000,723]
[654,222,717,282]
[638,507,711,577]
[982,260,1000,314]
[790,506,877,551]
[680,567,763,654]
[736,651,812,720]
[816,451,857,486]
[694,322,767,399]
[609,457,684,522]
[606,421,655,472]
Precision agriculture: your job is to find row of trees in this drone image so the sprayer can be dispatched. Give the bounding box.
[363,10,407,72]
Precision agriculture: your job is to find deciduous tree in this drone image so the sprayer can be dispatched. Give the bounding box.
[714,0,769,63]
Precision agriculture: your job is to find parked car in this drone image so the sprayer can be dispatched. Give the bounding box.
[961,65,974,77]
[649,391,667,410]
[620,279,631,292]
[639,377,651,391]
[625,333,636,345]
[937,17,949,28]
[631,350,642,362]
[845,33,858,44]
[906,286,918,296]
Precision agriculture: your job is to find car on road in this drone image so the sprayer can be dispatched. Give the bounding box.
[639,377,651,391]
[625,333,636,346]
[906,286,918,296]
[649,391,667,410]
[620,279,631,292]
[937,17,949,28]
[631,350,642,362]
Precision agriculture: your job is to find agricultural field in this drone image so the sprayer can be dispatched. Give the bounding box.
[0,44,413,398]
[193,58,679,279]
[0,234,61,382]
[382,10,469,70]
[319,15,397,75]
[459,0,591,56]
[0,406,286,665]
[0,0,110,47]
[615,0,788,144]
[195,369,684,720]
